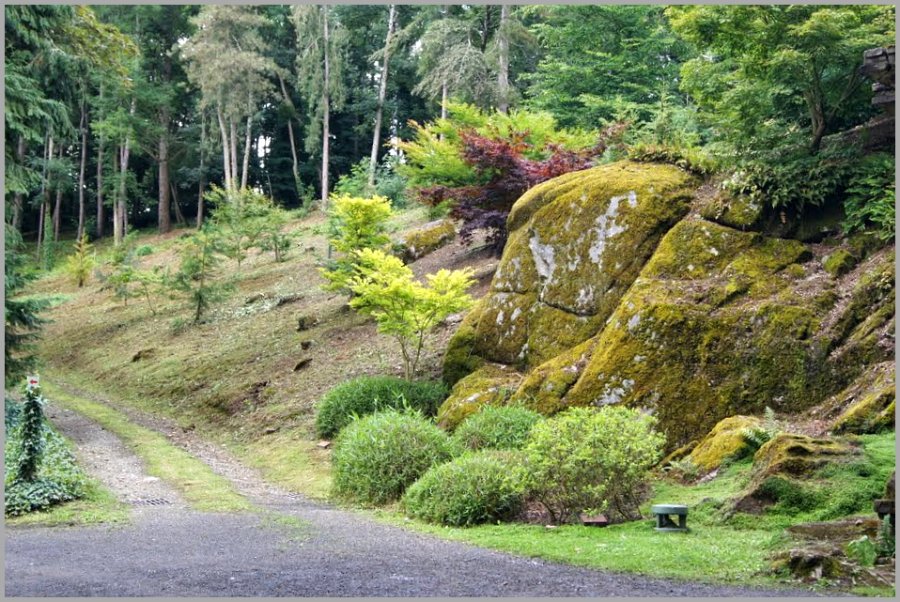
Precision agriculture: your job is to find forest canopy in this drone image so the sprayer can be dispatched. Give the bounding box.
[4,4,895,247]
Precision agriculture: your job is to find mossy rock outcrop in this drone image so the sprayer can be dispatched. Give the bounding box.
[399,219,456,261]
[440,160,895,444]
[699,189,763,230]
[830,363,895,435]
[435,364,523,430]
[442,161,697,385]
[687,415,761,472]
[733,434,861,513]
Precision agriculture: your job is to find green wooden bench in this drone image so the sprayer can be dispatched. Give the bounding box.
[651,504,688,532]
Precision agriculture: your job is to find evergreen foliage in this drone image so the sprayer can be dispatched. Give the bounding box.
[4,226,48,384]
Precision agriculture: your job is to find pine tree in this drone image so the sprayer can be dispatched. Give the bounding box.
[4,226,49,385]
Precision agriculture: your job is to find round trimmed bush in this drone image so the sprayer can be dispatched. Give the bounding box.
[315,376,448,438]
[331,409,458,505]
[402,450,526,526]
[451,405,542,451]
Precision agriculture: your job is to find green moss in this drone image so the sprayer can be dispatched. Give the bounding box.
[442,303,486,386]
[449,160,696,378]
[436,364,523,430]
[823,249,858,278]
[752,434,858,479]
[399,219,456,261]
[511,337,598,415]
[688,415,762,472]
[832,367,895,435]
[699,190,763,230]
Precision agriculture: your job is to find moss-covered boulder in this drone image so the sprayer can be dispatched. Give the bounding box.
[443,161,696,381]
[831,363,895,435]
[436,364,523,430]
[399,219,456,261]
[687,415,762,472]
[440,161,894,448]
[699,188,763,230]
[823,249,857,278]
[733,434,861,513]
[751,434,859,480]
[513,219,818,448]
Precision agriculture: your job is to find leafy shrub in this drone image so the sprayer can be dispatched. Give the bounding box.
[846,535,878,567]
[333,157,410,209]
[330,409,458,505]
[320,194,393,294]
[315,376,449,438]
[63,234,96,288]
[451,405,542,451]
[522,406,665,524]
[135,244,154,257]
[843,153,895,241]
[402,450,526,526]
[348,249,474,379]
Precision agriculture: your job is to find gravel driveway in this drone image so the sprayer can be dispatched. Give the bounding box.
[6,384,822,597]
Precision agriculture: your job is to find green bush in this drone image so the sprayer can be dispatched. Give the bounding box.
[522,406,665,524]
[451,405,542,451]
[330,409,458,505]
[315,376,448,438]
[402,450,526,526]
[843,153,895,241]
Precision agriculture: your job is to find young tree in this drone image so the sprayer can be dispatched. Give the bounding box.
[320,194,394,294]
[348,248,475,380]
[171,228,232,323]
[64,234,96,288]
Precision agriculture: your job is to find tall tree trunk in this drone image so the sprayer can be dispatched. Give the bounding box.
[52,144,63,242]
[12,136,25,231]
[37,134,53,255]
[321,7,331,208]
[497,4,510,114]
[115,98,136,246]
[241,109,252,190]
[171,182,186,225]
[158,129,171,233]
[278,73,302,199]
[198,115,206,227]
[77,101,88,240]
[216,103,232,190]
[230,117,239,191]
[95,83,106,239]
[112,149,122,246]
[158,51,173,232]
[368,4,397,187]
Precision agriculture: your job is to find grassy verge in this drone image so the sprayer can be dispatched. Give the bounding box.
[6,478,129,527]
[42,381,252,513]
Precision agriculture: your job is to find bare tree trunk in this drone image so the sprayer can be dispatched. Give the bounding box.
[96,139,104,239]
[77,102,88,240]
[241,110,252,190]
[321,7,331,208]
[52,144,63,242]
[12,136,25,231]
[158,129,171,233]
[115,98,136,245]
[497,4,510,114]
[216,104,232,190]
[37,134,53,255]
[171,182,186,225]
[197,115,206,227]
[230,117,239,191]
[368,4,397,187]
[112,148,121,245]
[277,73,302,198]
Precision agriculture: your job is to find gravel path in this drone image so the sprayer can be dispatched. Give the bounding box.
[6,381,823,597]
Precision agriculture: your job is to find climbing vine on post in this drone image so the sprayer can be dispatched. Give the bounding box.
[16,376,46,483]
